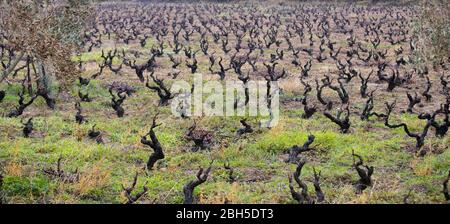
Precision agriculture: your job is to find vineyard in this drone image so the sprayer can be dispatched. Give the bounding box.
[0,0,448,204]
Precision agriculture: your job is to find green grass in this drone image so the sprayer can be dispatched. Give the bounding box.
[1,90,447,204]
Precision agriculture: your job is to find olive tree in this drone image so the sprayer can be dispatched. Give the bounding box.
[413,0,450,67]
[0,0,92,98]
